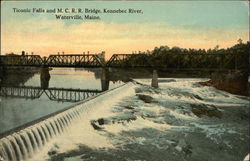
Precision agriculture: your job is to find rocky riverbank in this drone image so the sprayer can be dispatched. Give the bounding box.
[199,70,249,96]
[88,68,250,96]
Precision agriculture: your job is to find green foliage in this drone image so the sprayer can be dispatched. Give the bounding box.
[124,41,250,70]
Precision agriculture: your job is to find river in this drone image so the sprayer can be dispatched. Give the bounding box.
[43,78,249,161]
[0,70,249,161]
[0,68,123,135]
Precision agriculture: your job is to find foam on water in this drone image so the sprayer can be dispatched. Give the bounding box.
[137,78,248,106]
[103,117,172,135]
[1,78,249,161]
[26,82,136,161]
[41,78,250,160]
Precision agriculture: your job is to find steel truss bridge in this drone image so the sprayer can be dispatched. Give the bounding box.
[0,54,104,68]
[0,86,102,102]
[0,53,247,70]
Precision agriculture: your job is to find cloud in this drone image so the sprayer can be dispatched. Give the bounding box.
[1,17,249,57]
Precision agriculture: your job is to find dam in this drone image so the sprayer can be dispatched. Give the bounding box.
[0,67,125,161]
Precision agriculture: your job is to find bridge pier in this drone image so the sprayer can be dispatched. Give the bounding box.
[101,68,109,91]
[151,70,159,88]
[40,67,51,89]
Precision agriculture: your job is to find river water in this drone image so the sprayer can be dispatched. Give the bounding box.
[0,70,249,161]
[41,78,248,161]
[0,68,123,135]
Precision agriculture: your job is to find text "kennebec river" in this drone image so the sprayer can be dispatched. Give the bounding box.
[55,8,143,20]
[57,8,143,14]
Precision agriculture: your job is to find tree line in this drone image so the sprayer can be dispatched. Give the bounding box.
[116,40,249,70]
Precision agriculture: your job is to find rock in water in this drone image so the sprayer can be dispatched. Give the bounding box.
[124,106,135,110]
[136,94,153,103]
[48,150,57,156]
[90,121,104,130]
[191,104,222,118]
[97,118,105,125]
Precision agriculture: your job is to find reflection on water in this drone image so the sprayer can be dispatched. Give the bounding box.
[1,86,102,102]
[40,67,51,89]
[0,68,123,135]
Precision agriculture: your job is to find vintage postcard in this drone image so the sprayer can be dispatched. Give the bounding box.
[0,1,249,161]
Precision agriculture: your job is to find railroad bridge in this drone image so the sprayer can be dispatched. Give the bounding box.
[0,52,247,70]
[0,54,105,68]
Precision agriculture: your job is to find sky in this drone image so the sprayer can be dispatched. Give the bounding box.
[1,1,249,57]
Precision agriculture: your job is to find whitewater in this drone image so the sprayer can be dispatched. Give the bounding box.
[1,78,249,161]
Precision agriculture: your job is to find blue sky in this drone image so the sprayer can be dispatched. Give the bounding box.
[2,1,249,28]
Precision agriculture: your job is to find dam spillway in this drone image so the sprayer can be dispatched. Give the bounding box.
[0,105,80,161]
[0,67,126,161]
[0,82,131,161]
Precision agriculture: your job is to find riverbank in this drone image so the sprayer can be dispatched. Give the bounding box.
[199,80,250,96]
[199,70,249,96]
[89,68,250,96]
[87,68,212,84]
[0,67,40,86]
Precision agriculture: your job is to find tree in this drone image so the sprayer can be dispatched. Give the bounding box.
[213,45,219,51]
[237,38,243,44]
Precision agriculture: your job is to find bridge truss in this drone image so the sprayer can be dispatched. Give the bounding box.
[0,53,247,70]
[106,54,152,67]
[0,54,104,67]
[0,55,43,67]
[45,54,104,67]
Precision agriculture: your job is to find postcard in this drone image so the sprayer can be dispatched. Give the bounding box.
[0,1,249,161]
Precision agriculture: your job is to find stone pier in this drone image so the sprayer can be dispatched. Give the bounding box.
[151,70,158,88]
[101,68,110,91]
[40,67,51,89]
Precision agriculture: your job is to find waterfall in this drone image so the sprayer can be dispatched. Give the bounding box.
[0,83,128,161]
[19,132,33,157]
[13,134,28,160]
[0,105,83,161]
